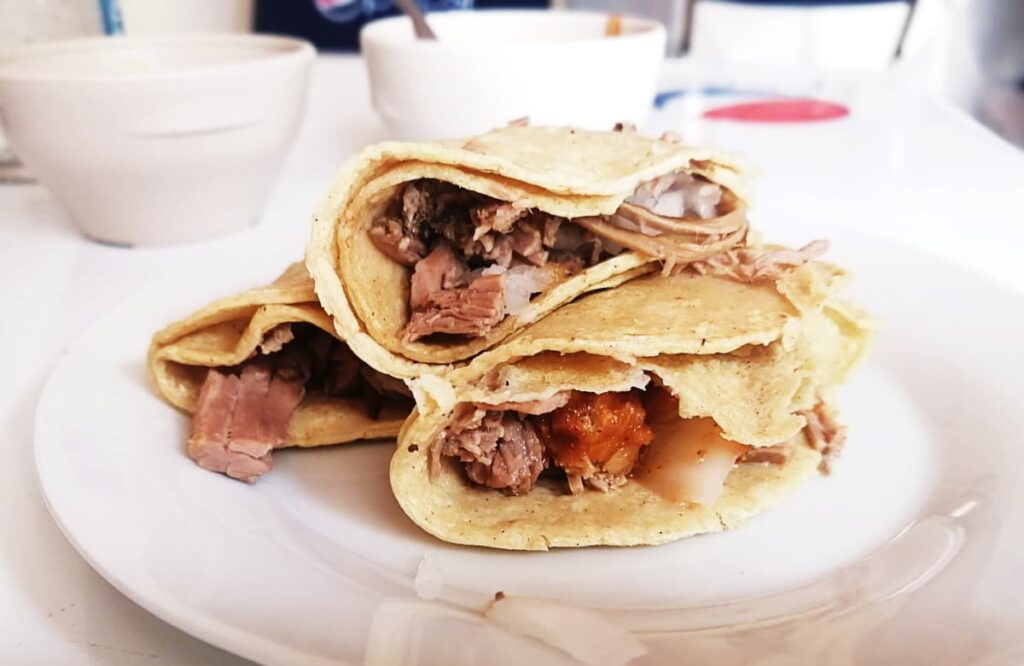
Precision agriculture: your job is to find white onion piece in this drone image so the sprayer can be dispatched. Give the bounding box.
[626,172,723,220]
[635,417,748,506]
[485,595,647,666]
[414,553,443,600]
[503,265,558,316]
[648,189,686,217]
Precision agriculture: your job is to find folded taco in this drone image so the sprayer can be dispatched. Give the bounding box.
[390,264,872,550]
[148,263,413,482]
[307,125,827,379]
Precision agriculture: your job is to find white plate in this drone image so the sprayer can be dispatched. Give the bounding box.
[35,234,1024,665]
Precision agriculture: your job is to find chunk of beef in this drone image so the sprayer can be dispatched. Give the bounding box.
[431,408,547,495]
[472,201,530,237]
[369,216,427,266]
[409,242,467,310]
[403,274,506,342]
[188,362,305,483]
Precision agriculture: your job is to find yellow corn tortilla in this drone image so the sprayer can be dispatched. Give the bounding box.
[148,263,407,448]
[390,272,873,550]
[406,260,868,418]
[306,125,753,379]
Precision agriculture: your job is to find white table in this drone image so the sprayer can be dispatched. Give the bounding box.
[1,55,1022,665]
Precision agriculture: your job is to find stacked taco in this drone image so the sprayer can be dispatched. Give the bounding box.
[149,125,871,551]
[391,263,870,549]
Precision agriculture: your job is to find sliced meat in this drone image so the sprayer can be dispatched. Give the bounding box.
[188,369,273,483]
[464,417,547,495]
[403,273,507,342]
[472,201,530,237]
[226,361,277,459]
[431,409,547,495]
[509,221,548,266]
[409,242,467,310]
[256,370,306,449]
[186,324,398,483]
[369,216,427,266]
[224,360,305,462]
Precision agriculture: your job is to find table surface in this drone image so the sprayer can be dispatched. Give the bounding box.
[2,55,1022,666]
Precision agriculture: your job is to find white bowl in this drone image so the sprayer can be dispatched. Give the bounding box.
[0,34,314,246]
[361,10,666,140]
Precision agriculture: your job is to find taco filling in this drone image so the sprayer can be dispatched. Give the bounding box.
[428,385,843,504]
[368,171,793,344]
[189,323,412,482]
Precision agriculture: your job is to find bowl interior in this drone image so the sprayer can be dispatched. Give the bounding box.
[0,35,309,80]
[362,10,662,48]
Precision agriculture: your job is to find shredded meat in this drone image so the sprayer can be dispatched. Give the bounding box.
[689,240,829,282]
[369,181,624,343]
[431,408,547,495]
[472,201,530,236]
[802,401,847,473]
[369,217,427,266]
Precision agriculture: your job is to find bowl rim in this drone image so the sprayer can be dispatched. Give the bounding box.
[360,9,666,54]
[0,33,315,84]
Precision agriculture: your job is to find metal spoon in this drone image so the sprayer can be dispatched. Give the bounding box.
[393,0,438,40]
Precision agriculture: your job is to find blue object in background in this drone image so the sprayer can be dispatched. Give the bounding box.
[256,0,548,51]
[97,0,124,35]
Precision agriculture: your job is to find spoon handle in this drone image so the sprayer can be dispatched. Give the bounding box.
[394,0,438,40]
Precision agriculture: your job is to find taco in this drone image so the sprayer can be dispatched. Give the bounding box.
[307,125,824,379]
[148,263,413,482]
[389,264,872,549]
